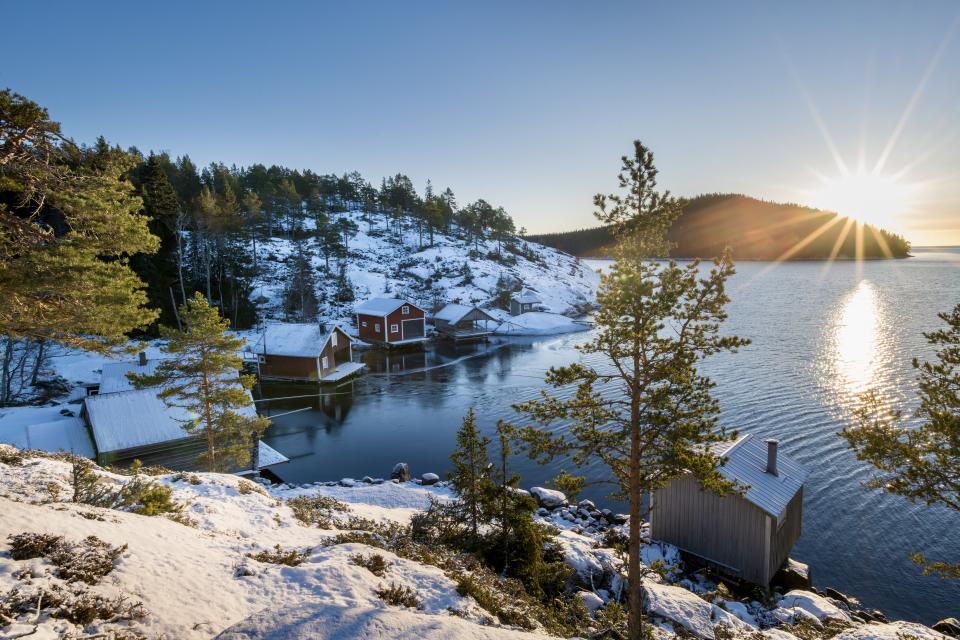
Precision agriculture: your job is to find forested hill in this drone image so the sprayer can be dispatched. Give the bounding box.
[528,194,911,260]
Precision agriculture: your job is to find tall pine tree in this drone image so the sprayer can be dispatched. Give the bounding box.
[130,293,270,472]
[513,141,747,640]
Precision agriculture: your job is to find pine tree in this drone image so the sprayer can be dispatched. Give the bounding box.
[843,302,960,579]
[512,140,747,640]
[335,263,355,305]
[0,90,159,350]
[130,293,270,472]
[448,408,494,541]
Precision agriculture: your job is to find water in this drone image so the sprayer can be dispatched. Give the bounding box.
[259,247,960,624]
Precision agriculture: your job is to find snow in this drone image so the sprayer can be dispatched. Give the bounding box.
[490,310,590,336]
[215,603,558,640]
[529,486,568,508]
[779,590,852,622]
[0,413,94,458]
[0,447,949,640]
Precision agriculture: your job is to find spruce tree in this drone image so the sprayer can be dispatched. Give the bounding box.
[130,293,270,472]
[512,141,747,640]
[448,408,494,541]
[843,302,960,579]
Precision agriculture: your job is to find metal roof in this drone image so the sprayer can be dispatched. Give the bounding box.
[99,359,165,394]
[251,323,353,358]
[511,289,542,304]
[85,387,258,453]
[433,303,495,324]
[711,434,809,517]
[355,298,422,316]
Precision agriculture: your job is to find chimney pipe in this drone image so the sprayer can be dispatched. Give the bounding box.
[138,351,147,366]
[765,439,779,476]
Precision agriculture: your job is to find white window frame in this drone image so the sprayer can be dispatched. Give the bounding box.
[374,323,380,332]
[331,332,338,347]
[390,323,399,333]
[321,356,329,369]
[401,305,410,315]
[361,321,367,328]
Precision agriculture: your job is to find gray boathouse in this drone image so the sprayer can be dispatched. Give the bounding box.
[650,434,809,586]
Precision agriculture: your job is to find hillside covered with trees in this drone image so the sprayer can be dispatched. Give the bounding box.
[528,193,911,260]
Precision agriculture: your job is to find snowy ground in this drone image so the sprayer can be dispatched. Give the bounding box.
[0,447,948,640]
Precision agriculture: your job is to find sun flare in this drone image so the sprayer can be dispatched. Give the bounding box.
[808,170,915,229]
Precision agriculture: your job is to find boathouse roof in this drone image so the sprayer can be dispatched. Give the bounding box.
[251,323,352,358]
[710,434,809,517]
[511,289,542,304]
[355,298,423,316]
[433,303,496,324]
[99,359,165,394]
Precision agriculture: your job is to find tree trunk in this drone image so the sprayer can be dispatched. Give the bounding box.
[176,215,188,305]
[628,375,643,640]
[0,338,13,407]
[29,339,46,386]
[200,360,216,472]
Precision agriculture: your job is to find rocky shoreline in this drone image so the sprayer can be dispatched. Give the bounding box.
[267,463,960,638]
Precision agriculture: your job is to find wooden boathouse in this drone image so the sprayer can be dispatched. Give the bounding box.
[432,303,497,342]
[650,434,809,586]
[249,323,364,383]
[355,298,428,346]
[81,356,288,473]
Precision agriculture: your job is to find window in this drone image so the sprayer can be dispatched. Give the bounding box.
[331,333,337,347]
[390,324,399,333]
[361,321,367,327]
[401,305,410,315]
[374,323,380,332]
[321,356,329,369]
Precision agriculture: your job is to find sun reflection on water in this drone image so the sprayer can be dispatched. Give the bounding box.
[830,280,888,400]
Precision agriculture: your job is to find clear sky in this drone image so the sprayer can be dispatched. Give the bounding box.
[4,1,959,243]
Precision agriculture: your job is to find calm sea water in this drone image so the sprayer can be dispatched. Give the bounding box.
[260,247,960,624]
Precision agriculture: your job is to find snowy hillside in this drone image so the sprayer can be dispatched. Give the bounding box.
[0,447,949,640]
[251,210,600,325]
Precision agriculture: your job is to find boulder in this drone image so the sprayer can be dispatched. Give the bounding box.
[390,462,410,482]
[825,587,851,607]
[529,486,568,508]
[934,619,960,638]
[339,478,356,487]
[361,476,374,484]
[772,557,813,591]
[779,590,852,623]
[643,581,715,639]
[577,590,605,613]
[421,473,440,486]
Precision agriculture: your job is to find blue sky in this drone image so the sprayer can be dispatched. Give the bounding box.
[4,1,959,243]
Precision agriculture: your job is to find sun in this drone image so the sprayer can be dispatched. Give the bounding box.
[807,170,915,230]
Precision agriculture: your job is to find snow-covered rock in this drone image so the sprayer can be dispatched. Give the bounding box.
[421,472,440,485]
[720,600,758,627]
[832,621,947,640]
[529,486,567,508]
[577,590,605,613]
[643,582,752,640]
[779,590,852,622]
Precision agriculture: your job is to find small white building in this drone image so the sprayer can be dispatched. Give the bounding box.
[509,289,543,316]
